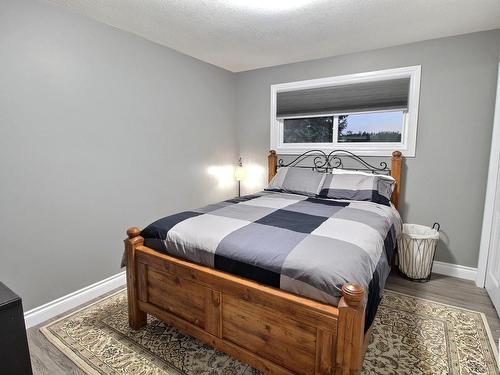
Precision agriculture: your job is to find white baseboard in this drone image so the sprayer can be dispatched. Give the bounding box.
[24,271,126,329]
[432,261,477,281]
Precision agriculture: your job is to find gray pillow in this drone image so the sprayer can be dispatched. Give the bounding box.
[266,167,326,197]
[319,173,395,206]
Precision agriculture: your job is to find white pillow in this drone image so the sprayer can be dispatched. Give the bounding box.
[331,168,395,182]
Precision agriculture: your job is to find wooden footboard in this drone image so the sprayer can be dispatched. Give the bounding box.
[125,228,368,375]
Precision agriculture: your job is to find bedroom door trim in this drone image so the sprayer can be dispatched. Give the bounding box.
[476,62,500,288]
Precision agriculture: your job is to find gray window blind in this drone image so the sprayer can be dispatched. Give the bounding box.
[276,78,410,118]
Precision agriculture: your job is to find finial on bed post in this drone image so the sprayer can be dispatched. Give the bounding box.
[268,150,277,183]
[390,150,402,209]
[341,283,364,307]
[127,227,141,239]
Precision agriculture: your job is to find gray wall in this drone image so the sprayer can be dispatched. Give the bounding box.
[235,30,500,268]
[1,0,498,310]
[0,0,237,309]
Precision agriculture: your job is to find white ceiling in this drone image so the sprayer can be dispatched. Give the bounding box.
[48,0,500,72]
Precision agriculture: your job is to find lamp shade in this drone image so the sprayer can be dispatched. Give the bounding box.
[234,165,246,181]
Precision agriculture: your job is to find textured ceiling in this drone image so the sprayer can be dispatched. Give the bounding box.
[48,0,500,72]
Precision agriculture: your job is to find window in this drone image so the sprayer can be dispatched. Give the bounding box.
[283,116,333,143]
[270,66,421,157]
[338,111,404,143]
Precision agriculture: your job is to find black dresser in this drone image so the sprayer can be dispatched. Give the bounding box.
[0,282,33,375]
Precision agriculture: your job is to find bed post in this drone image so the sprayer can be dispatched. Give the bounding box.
[268,150,277,183]
[125,227,147,330]
[335,283,365,375]
[390,151,402,209]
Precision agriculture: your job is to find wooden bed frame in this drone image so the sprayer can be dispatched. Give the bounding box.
[125,150,403,375]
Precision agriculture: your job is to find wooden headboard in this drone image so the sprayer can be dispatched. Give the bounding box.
[267,150,403,209]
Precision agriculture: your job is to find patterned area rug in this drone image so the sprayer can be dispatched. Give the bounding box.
[41,289,499,375]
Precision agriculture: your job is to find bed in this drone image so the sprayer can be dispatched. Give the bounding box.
[124,149,403,375]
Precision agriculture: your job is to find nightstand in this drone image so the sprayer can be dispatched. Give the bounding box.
[0,281,33,375]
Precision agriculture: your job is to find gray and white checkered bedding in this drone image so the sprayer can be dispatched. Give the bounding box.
[139,191,402,327]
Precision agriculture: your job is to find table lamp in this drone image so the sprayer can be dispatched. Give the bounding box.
[234,157,246,197]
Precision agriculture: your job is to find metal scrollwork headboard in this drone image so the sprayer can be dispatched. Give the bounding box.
[267,149,403,209]
[277,149,390,175]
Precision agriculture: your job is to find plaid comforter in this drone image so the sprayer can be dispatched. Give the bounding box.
[140,191,402,327]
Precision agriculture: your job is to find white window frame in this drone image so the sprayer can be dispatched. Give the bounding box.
[270,65,421,157]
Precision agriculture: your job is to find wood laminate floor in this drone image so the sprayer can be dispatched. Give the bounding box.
[27,271,500,374]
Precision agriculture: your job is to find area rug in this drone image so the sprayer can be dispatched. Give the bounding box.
[40,289,499,375]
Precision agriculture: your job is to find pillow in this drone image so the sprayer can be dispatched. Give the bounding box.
[266,167,326,197]
[331,168,396,182]
[319,173,395,206]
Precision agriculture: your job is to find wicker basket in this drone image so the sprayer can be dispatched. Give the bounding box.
[397,223,440,282]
